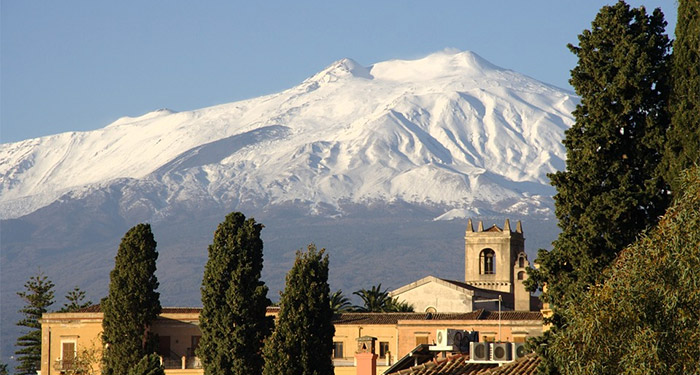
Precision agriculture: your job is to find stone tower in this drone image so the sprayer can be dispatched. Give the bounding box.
[464,218,531,311]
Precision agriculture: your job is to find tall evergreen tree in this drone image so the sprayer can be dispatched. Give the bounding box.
[59,287,93,313]
[262,245,334,375]
[525,2,671,373]
[101,224,161,375]
[14,272,55,375]
[198,212,271,375]
[663,0,700,194]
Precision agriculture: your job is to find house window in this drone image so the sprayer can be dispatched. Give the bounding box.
[60,341,76,370]
[379,341,390,358]
[480,249,495,274]
[333,342,344,358]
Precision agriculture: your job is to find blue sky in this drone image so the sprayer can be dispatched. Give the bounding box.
[1,1,677,143]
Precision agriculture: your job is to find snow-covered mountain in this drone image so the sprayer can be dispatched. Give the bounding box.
[0,50,576,364]
[0,50,575,220]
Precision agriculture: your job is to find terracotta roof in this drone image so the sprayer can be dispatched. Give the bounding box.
[73,305,280,314]
[387,354,540,375]
[477,311,543,321]
[333,310,541,325]
[389,353,496,375]
[333,312,483,325]
[481,354,540,375]
[75,304,101,313]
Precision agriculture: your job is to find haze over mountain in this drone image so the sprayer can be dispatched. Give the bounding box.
[0,50,576,362]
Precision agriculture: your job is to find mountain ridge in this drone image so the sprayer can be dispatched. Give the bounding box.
[0,50,576,220]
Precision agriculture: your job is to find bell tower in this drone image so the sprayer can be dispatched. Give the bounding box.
[464,219,529,310]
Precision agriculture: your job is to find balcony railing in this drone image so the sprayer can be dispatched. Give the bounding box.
[159,353,202,370]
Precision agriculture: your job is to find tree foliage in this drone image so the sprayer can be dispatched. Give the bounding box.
[127,354,165,375]
[330,289,353,313]
[59,286,93,313]
[353,284,392,312]
[15,272,55,375]
[353,284,414,312]
[262,245,334,375]
[525,3,672,372]
[528,0,671,312]
[102,224,161,375]
[662,0,700,194]
[547,167,700,374]
[198,212,271,375]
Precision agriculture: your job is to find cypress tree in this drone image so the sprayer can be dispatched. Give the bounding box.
[262,245,334,375]
[102,224,161,375]
[127,354,165,375]
[526,2,671,372]
[663,0,700,194]
[14,272,55,375]
[198,212,271,375]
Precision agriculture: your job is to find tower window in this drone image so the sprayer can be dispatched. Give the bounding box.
[518,271,525,280]
[480,249,495,274]
[518,254,526,268]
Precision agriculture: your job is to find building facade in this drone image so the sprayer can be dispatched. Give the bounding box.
[391,219,536,312]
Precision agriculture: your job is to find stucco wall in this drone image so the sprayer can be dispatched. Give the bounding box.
[392,282,473,313]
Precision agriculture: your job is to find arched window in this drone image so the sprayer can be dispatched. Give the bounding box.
[425,306,437,313]
[517,271,525,280]
[518,254,526,268]
[480,249,495,274]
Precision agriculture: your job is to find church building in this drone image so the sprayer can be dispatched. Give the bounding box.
[390,219,537,312]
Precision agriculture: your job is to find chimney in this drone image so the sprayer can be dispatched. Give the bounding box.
[356,336,377,375]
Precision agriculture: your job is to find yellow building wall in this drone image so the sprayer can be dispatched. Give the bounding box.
[42,311,542,375]
[41,312,104,375]
[332,324,398,365]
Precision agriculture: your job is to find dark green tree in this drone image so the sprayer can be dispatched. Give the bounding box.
[198,212,271,375]
[353,284,393,312]
[262,245,334,375]
[127,354,165,375]
[525,2,672,372]
[663,0,700,194]
[547,167,700,374]
[101,224,161,375]
[59,287,93,313]
[330,289,353,313]
[14,272,55,375]
[387,297,415,312]
[0,363,8,375]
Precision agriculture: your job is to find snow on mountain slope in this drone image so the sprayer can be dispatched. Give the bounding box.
[0,50,577,220]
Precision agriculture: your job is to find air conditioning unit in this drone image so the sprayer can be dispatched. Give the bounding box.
[512,342,528,359]
[491,342,512,361]
[470,342,490,361]
[434,329,466,351]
